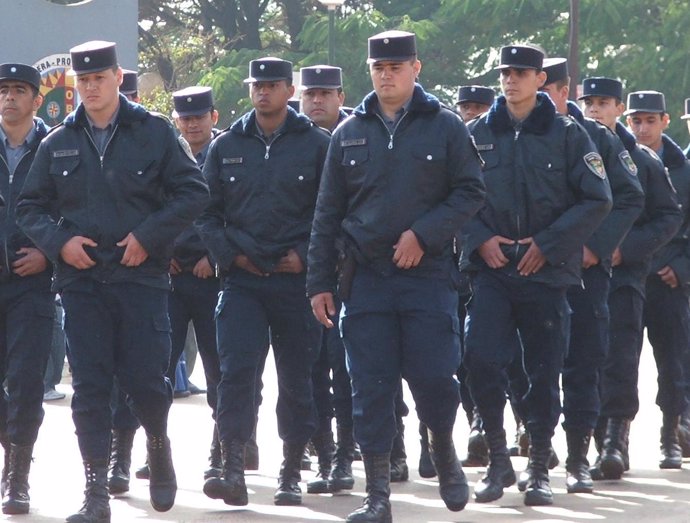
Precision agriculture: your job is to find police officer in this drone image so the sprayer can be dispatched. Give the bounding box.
[16,40,209,521]
[168,86,222,480]
[120,69,139,103]
[107,68,148,495]
[462,45,611,506]
[0,63,53,516]
[579,78,683,479]
[597,90,690,472]
[298,64,353,494]
[308,31,485,522]
[537,59,644,493]
[197,57,330,507]
[455,85,494,122]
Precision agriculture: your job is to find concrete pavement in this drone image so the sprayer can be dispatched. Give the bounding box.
[18,342,690,522]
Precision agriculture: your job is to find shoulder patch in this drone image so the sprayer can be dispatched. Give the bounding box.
[341,138,366,147]
[584,152,606,179]
[222,157,243,165]
[52,149,79,158]
[177,135,196,162]
[618,150,638,176]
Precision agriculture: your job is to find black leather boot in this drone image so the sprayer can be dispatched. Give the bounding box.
[389,417,408,482]
[0,432,8,498]
[418,422,436,478]
[517,444,559,491]
[474,429,515,503]
[523,444,553,506]
[244,425,259,470]
[107,429,135,494]
[589,417,606,480]
[204,427,222,480]
[1,444,33,515]
[599,418,630,479]
[329,425,355,492]
[203,439,248,505]
[565,429,593,493]
[274,442,304,505]
[428,429,468,511]
[346,453,392,523]
[66,459,111,523]
[462,408,488,467]
[659,413,682,469]
[307,431,335,494]
[146,434,177,512]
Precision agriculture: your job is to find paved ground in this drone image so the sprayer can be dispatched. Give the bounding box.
[17,341,690,522]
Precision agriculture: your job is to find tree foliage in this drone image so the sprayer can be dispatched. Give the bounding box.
[138,0,690,141]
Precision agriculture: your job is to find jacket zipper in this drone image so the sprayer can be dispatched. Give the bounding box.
[255,130,285,160]
[0,150,32,273]
[375,112,408,150]
[84,124,119,169]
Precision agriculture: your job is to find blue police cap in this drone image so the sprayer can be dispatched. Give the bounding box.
[578,77,623,101]
[69,40,118,75]
[300,65,342,89]
[456,85,495,106]
[625,90,666,115]
[172,86,214,117]
[367,31,417,64]
[682,98,690,121]
[496,45,543,70]
[543,57,568,85]
[244,57,293,84]
[0,63,41,91]
[120,69,137,95]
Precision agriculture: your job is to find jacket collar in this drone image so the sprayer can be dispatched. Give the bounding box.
[64,94,148,129]
[566,100,585,124]
[229,105,313,136]
[615,122,637,153]
[352,83,440,118]
[660,133,688,170]
[487,91,556,135]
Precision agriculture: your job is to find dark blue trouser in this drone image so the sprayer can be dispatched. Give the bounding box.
[600,285,644,418]
[0,278,54,445]
[340,266,461,454]
[464,270,569,447]
[62,281,173,460]
[167,273,221,417]
[562,265,610,431]
[602,276,689,418]
[215,271,319,445]
[44,300,65,391]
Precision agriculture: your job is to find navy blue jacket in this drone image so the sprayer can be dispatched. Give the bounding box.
[611,124,682,295]
[463,93,612,287]
[0,117,52,286]
[651,134,690,294]
[567,102,644,270]
[306,84,486,296]
[16,95,209,291]
[196,106,330,274]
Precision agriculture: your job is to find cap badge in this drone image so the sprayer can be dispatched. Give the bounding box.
[84,57,90,63]
[511,48,517,54]
[383,38,389,44]
[10,67,16,73]
[259,64,265,70]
